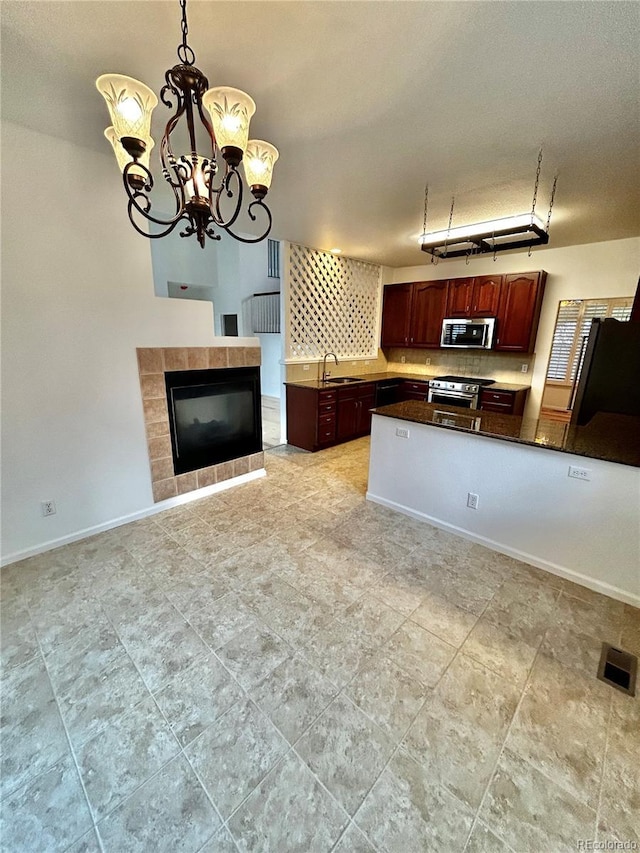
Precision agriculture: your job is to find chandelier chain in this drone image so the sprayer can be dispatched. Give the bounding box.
[177,0,195,65]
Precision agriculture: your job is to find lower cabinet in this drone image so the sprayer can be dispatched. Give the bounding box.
[336,384,375,442]
[397,379,430,402]
[479,387,528,415]
[285,382,375,451]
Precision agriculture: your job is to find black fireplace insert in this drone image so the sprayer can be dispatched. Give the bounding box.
[165,366,262,475]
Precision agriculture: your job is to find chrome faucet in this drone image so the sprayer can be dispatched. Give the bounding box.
[322,352,339,382]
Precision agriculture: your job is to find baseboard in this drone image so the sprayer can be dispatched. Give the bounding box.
[366,491,640,608]
[1,469,266,568]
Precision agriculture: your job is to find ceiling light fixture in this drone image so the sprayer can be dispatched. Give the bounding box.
[419,150,557,261]
[96,0,278,248]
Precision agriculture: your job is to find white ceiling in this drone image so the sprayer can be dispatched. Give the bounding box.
[2,0,639,266]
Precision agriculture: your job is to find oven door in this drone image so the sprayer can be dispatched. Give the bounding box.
[428,388,478,409]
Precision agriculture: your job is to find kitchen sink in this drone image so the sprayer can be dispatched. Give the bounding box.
[324,377,361,384]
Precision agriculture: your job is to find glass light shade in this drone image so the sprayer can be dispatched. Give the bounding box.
[202,87,256,153]
[96,74,158,141]
[419,213,546,246]
[104,127,154,178]
[184,157,209,201]
[244,140,279,189]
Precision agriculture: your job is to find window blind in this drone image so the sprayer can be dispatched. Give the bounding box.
[546,297,633,384]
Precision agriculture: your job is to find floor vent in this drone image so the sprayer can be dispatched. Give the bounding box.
[597,643,637,696]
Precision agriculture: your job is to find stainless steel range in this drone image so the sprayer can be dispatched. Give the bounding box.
[428,375,495,409]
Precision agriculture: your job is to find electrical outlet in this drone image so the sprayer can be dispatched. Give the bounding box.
[401,356,406,363]
[521,363,529,373]
[568,466,591,481]
[302,364,310,371]
[41,500,56,517]
[467,492,479,510]
[425,357,431,366]
[395,427,410,438]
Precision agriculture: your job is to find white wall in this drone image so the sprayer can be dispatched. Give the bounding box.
[385,238,640,417]
[368,414,640,605]
[256,334,283,398]
[0,121,217,563]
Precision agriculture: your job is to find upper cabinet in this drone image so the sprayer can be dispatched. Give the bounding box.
[380,283,413,347]
[381,270,546,354]
[494,272,547,352]
[380,280,448,348]
[411,280,449,347]
[445,275,502,318]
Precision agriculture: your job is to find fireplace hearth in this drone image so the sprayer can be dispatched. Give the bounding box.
[166,366,262,475]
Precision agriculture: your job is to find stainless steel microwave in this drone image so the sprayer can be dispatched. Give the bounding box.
[440,317,496,349]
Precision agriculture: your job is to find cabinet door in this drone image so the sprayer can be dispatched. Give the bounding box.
[411,280,448,347]
[357,387,376,435]
[495,273,545,352]
[445,278,474,317]
[336,397,359,442]
[381,284,412,347]
[471,275,502,316]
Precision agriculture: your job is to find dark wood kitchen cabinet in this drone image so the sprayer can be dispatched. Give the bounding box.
[411,280,449,346]
[380,284,413,347]
[397,379,430,402]
[380,280,448,348]
[285,386,337,451]
[285,382,375,451]
[336,383,375,442]
[480,387,528,415]
[445,275,502,318]
[494,272,547,353]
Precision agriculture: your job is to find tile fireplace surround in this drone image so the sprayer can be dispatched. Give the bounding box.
[136,346,264,503]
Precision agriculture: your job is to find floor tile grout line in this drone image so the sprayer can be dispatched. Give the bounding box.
[28,607,107,853]
[594,690,614,842]
[86,607,217,835]
[460,637,542,852]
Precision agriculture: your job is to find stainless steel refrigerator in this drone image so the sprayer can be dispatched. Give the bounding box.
[570,318,640,425]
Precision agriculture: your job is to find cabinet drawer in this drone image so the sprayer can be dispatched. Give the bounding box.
[318,390,337,404]
[402,391,429,401]
[318,401,336,414]
[318,413,335,427]
[480,401,511,413]
[403,381,429,393]
[482,390,514,405]
[318,423,336,443]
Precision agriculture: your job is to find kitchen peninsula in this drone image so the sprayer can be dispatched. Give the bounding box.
[367,401,640,606]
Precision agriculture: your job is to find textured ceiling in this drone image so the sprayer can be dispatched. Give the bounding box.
[2,0,639,266]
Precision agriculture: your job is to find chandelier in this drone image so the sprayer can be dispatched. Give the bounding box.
[419,150,557,261]
[96,0,278,248]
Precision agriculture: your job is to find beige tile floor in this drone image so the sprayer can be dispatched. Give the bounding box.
[1,437,638,852]
[261,396,282,450]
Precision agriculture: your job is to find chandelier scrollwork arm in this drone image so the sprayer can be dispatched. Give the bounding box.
[122,161,186,235]
[222,199,273,244]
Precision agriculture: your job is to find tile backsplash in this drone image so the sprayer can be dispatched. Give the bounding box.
[386,348,534,384]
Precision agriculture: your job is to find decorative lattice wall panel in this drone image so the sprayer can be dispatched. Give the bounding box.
[284,243,381,362]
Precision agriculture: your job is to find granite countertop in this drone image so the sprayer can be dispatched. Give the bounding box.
[483,381,530,392]
[284,372,532,391]
[284,371,438,390]
[371,400,640,468]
